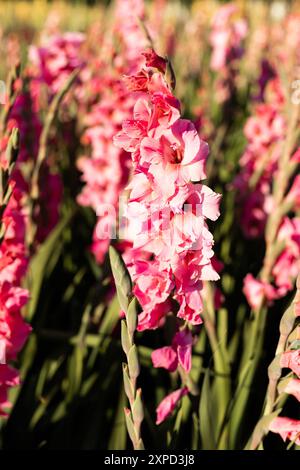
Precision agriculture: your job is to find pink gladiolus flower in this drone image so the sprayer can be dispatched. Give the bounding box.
[151,328,193,373]
[114,0,148,66]
[142,49,167,73]
[173,329,193,372]
[280,350,300,377]
[271,218,300,295]
[269,417,300,445]
[0,173,31,417]
[156,387,188,425]
[133,260,174,310]
[77,0,147,264]
[151,347,178,372]
[29,32,85,94]
[243,274,280,310]
[0,365,19,387]
[235,79,287,240]
[141,119,208,198]
[7,83,62,244]
[241,218,300,309]
[284,379,300,402]
[137,301,171,332]
[209,4,247,103]
[210,4,247,72]
[115,49,221,331]
[0,365,20,417]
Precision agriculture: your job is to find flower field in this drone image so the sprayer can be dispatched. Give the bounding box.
[0,0,299,451]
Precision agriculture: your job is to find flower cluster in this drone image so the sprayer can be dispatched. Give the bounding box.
[0,34,76,415]
[8,86,63,244]
[21,31,89,244]
[210,3,247,103]
[269,417,300,446]
[29,32,85,96]
[0,136,31,416]
[235,79,286,239]
[237,71,300,308]
[77,0,147,263]
[269,283,300,446]
[114,49,221,423]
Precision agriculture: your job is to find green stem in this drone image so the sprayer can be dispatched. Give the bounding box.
[202,287,231,449]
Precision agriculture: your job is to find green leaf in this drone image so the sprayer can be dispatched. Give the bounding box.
[199,369,217,450]
[108,388,127,450]
[26,210,73,321]
[192,413,199,450]
[66,345,84,403]
[87,295,120,370]
[246,409,282,450]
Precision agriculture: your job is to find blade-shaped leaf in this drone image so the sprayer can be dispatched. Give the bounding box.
[199,369,217,450]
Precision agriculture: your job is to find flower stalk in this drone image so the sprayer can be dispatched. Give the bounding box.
[249,274,300,449]
[109,246,145,450]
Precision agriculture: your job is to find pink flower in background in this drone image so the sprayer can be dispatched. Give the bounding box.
[243,275,265,310]
[151,328,193,373]
[244,104,285,150]
[243,274,280,310]
[210,4,247,72]
[173,329,193,372]
[269,417,300,445]
[209,3,247,103]
[156,387,188,425]
[0,365,20,416]
[0,169,31,417]
[29,32,85,94]
[280,350,300,377]
[77,0,147,264]
[238,74,300,310]
[152,346,178,372]
[283,379,300,402]
[114,0,148,66]
[0,61,62,414]
[235,80,287,241]
[7,84,62,244]
[271,218,300,294]
[242,216,300,308]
